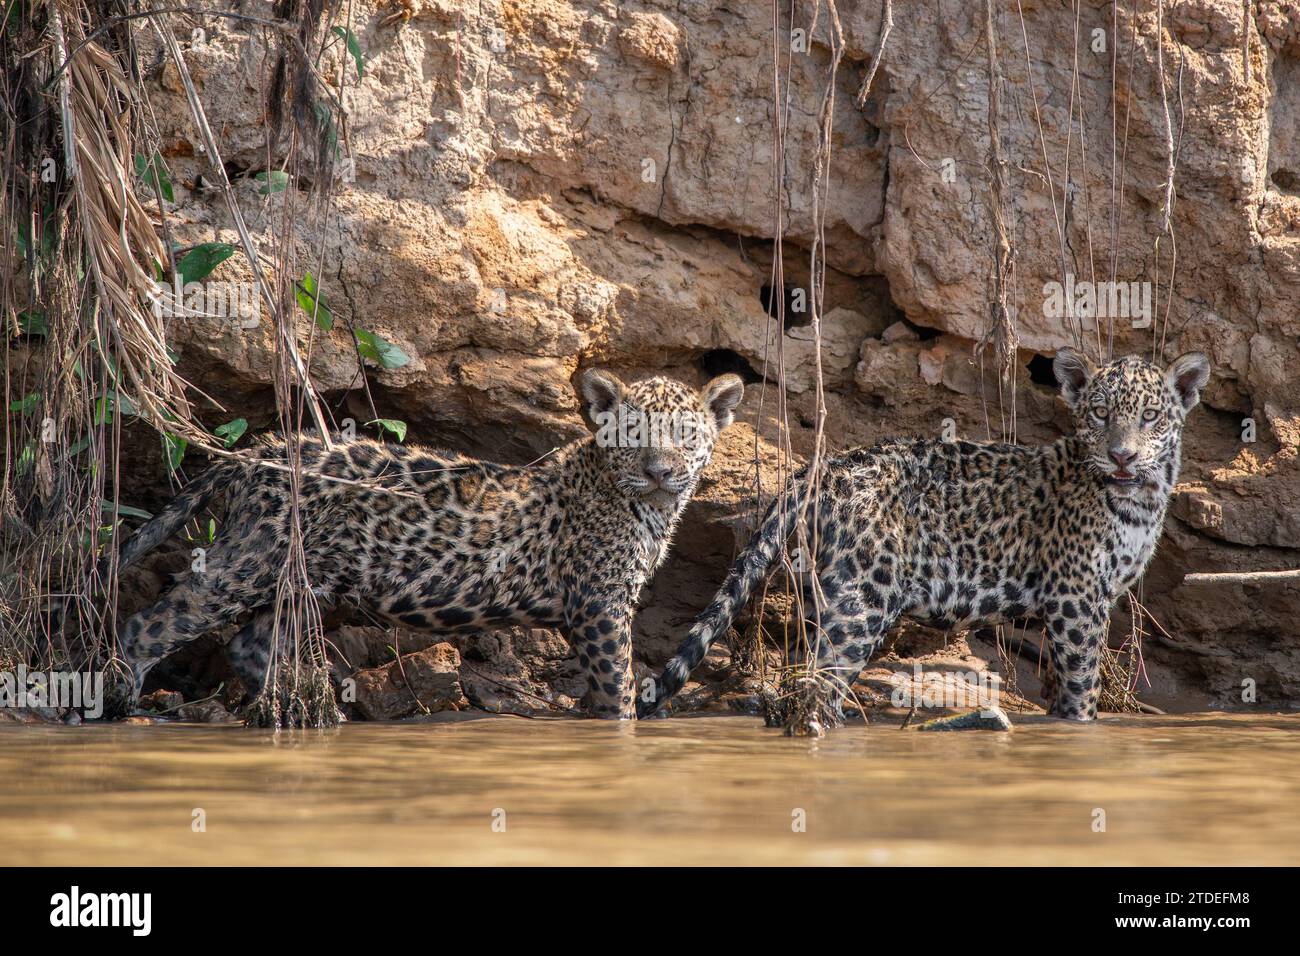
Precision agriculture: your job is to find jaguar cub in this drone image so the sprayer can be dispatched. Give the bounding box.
[110,369,744,719]
[641,349,1210,724]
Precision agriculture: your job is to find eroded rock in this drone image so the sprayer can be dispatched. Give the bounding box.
[350,642,469,720]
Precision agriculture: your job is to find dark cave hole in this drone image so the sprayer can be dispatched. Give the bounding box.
[1271,168,1299,193]
[1027,353,1057,388]
[698,349,764,385]
[759,283,811,330]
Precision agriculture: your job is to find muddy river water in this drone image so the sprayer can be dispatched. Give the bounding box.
[1,712,1296,865]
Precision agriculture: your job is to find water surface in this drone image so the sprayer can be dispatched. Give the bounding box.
[1,713,1295,865]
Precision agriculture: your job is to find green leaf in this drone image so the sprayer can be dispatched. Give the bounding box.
[93,392,137,425]
[162,432,188,472]
[368,418,407,442]
[8,393,37,414]
[255,169,290,194]
[101,499,152,521]
[16,440,35,474]
[314,103,341,159]
[18,310,48,337]
[176,242,236,284]
[295,272,334,331]
[135,151,174,203]
[207,518,216,543]
[82,522,119,553]
[214,417,248,448]
[355,328,411,369]
[332,26,365,79]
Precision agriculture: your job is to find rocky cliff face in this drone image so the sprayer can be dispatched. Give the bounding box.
[130,0,1299,712]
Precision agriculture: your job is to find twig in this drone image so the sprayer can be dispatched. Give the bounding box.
[854,0,892,107]
[1183,569,1300,585]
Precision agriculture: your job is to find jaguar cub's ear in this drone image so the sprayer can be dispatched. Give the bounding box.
[579,368,626,429]
[702,374,745,430]
[1166,352,1211,411]
[1052,347,1096,406]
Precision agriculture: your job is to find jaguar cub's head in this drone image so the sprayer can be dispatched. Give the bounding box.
[579,369,744,506]
[1053,348,1210,497]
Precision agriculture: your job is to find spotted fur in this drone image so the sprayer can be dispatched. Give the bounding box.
[641,351,1210,722]
[111,370,744,719]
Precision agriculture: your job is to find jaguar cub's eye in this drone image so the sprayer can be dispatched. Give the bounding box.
[1142,408,1159,423]
[1091,406,1109,420]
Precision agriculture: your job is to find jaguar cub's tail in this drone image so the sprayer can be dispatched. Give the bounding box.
[638,476,806,718]
[101,461,239,577]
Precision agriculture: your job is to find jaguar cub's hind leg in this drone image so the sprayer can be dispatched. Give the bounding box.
[808,583,897,717]
[225,590,339,701]
[782,553,901,729]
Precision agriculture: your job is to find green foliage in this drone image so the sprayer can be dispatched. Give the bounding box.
[18,310,48,337]
[8,393,37,414]
[314,103,341,158]
[16,198,58,267]
[214,417,248,448]
[332,26,365,79]
[101,500,152,521]
[176,242,235,284]
[134,151,174,203]
[162,432,187,472]
[82,523,118,553]
[15,440,35,474]
[355,328,411,369]
[368,418,407,442]
[255,170,290,194]
[295,272,334,330]
[93,392,136,425]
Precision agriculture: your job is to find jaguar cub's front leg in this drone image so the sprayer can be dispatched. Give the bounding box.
[564,596,636,719]
[1042,593,1107,720]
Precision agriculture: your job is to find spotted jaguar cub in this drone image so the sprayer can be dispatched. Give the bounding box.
[641,350,1210,724]
[110,370,744,719]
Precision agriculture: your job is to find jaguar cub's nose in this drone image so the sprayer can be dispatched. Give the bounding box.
[644,463,674,486]
[1108,447,1137,469]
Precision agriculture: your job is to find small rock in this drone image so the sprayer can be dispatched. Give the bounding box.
[881,320,919,344]
[176,699,240,723]
[351,642,468,720]
[141,689,185,713]
[618,12,683,70]
[917,706,1013,732]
